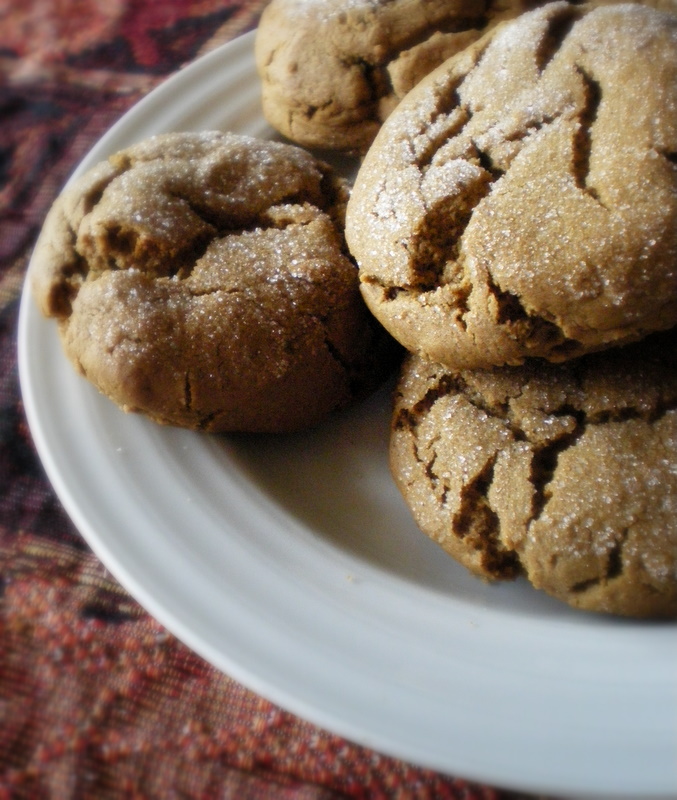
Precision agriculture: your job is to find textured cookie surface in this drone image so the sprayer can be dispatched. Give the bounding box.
[390,332,677,618]
[346,2,677,370]
[31,131,397,433]
[255,0,539,154]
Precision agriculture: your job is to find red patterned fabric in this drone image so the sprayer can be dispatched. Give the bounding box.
[0,3,532,798]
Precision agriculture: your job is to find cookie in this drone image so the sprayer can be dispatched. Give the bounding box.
[255,0,540,154]
[30,131,398,433]
[346,2,677,370]
[390,332,677,618]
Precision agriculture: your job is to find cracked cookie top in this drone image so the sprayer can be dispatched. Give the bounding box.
[390,330,677,618]
[30,131,398,433]
[346,2,677,370]
[254,0,540,154]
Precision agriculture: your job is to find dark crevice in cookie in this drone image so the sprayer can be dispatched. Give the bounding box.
[421,438,443,493]
[589,397,677,425]
[362,13,491,77]
[107,224,139,259]
[411,373,460,418]
[482,538,522,579]
[157,195,342,280]
[383,283,403,301]
[542,337,586,361]
[485,275,569,352]
[52,227,88,316]
[362,60,394,110]
[503,112,561,145]
[80,163,124,215]
[488,279,529,325]
[534,6,582,74]
[434,16,488,36]
[659,149,677,167]
[393,405,417,431]
[605,531,627,581]
[334,56,391,120]
[452,456,522,579]
[409,198,483,289]
[363,270,454,303]
[572,66,606,207]
[303,101,331,121]
[441,282,472,331]
[191,193,328,236]
[409,151,496,290]
[454,458,496,539]
[318,170,349,217]
[470,140,504,181]
[179,195,234,233]
[569,575,599,593]
[394,366,530,445]
[167,234,212,280]
[197,411,218,431]
[323,331,353,376]
[464,390,526,442]
[399,53,502,287]
[393,373,459,430]
[385,16,489,59]
[394,371,530,447]
[99,195,213,278]
[82,186,107,216]
[452,282,471,329]
[590,406,653,425]
[415,88,470,171]
[486,275,534,327]
[529,409,585,522]
[378,14,494,110]
[569,529,627,594]
[184,372,192,413]
[49,276,80,317]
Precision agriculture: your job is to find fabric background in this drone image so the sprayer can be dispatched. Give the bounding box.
[0,2,540,797]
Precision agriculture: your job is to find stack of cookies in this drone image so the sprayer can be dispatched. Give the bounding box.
[31,0,677,617]
[255,0,546,154]
[338,1,677,617]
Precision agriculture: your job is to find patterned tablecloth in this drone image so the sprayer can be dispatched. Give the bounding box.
[0,2,539,797]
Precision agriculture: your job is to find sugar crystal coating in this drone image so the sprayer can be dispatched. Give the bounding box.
[346,2,677,370]
[255,0,542,153]
[390,329,677,618]
[31,131,399,433]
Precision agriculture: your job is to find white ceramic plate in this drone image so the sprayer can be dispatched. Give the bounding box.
[18,31,677,800]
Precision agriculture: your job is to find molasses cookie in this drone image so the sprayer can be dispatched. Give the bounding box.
[31,131,397,433]
[255,0,540,154]
[390,332,677,618]
[346,2,677,370]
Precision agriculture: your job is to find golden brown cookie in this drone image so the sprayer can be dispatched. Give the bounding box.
[390,332,677,618]
[255,0,540,154]
[31,131,398,433]
[346,2,677,370]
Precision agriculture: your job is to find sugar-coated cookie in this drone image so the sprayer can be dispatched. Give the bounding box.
[346,2,677,370]
[390,332,677,618]
[31,131,398,433]
[255,0,540,154]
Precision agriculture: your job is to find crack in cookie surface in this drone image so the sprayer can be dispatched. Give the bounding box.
[347,2,677,370]
[391,332,677,616]
[571,65,605,206]
[256,0,544,153]
[31,131,399,434]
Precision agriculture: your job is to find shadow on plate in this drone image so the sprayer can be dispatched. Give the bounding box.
[216,379,580,621]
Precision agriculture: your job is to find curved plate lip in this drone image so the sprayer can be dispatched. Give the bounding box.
[17,30,677,799]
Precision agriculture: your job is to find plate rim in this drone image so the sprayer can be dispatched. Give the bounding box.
[17,29,677,799]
